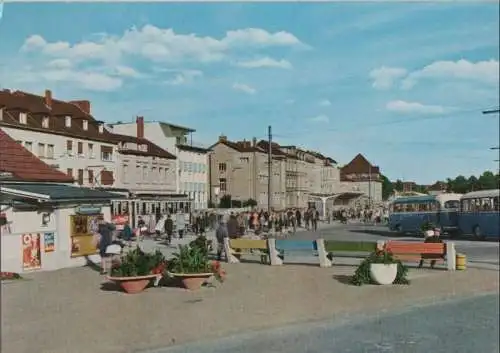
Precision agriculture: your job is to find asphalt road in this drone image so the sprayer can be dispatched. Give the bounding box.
[146,293,500,353]
[292,222,500,270]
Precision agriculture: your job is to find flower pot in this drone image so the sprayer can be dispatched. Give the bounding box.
[169,272,213,291]
[107,274,159,294]
[369,263,398,285]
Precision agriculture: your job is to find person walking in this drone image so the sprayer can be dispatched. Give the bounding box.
[98,216,115,275]
[216,219,229,261]
[176,211,185,239]
[164,215,173,245]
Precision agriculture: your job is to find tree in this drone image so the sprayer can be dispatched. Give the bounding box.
[381,175,394,200]
[219,195,232,208]
[393,179,404,192]
[477,171,498,190]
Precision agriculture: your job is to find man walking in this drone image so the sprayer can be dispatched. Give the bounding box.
[216,218,229,261]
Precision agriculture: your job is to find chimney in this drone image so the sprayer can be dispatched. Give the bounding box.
[136,116,144,139]
[219,134,227,142]
[45,89,52,108]
[252,137,257,147]
[70,100,91,114]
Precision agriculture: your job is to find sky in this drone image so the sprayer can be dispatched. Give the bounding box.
[0,2,499,184]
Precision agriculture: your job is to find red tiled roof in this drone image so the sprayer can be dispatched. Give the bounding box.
[0,89,176,160]
[340,153,380,181]
[0,128,74,183]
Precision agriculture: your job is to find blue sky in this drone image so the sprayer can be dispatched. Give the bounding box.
[0,2,499,184]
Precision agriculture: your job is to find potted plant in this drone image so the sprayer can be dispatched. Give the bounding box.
[107,246,166,294]
[421,221,437,237]
[350,250,410,286]
[167,243,226,291]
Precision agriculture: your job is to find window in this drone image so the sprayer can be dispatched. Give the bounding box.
[78,169,84,185]
[47,144,54,159]
[136,166,141,180]
[24,141,33,152]
[38,143,45,157]
[158,167,163,180]
[77,142,83,155]
[218,163,227,172]
[88,144,94,158]
[42,117,49,128]
[240,157,249,163]
[65,116,71,128]
[122,164,128,184]
[88,170,94,184]
[82,120,88,131]
[444,200,459,209]
[101,146,113,161]
[67,168,73,178]
[16,140,22,145]
[142,166,147,181]
[19,112,27,124]
[219,178,227,192]
[151,167,157,183]
[66,140,73,154]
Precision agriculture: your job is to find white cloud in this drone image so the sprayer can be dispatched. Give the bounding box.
[234,57,292,69]
[164,70,203,85]
[46,59,72,69]
[386,100,450,115]
[232,83,256,94]
[21,25,303,64]
[401,59,500,89]
[114,65,141,78]
[319,99,331,107]
[310,114,330,123]
[369,66,407,90]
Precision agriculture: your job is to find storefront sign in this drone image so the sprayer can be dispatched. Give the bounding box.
[44,232,55,252]
[75,206,102,215]
[70,215,101,257]
[22,233,41,270]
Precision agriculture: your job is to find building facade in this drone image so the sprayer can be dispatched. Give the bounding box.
[110,119,210,209]
[340,153,383,205]
[0,89,117,187]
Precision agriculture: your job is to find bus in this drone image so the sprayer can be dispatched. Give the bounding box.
[458,189,500,240]
[388,193,462,236]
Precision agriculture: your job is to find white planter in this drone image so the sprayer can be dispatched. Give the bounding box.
[370,263,398,285]
[425,230,435,237]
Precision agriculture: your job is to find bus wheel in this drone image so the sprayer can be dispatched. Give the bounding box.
[395,225,403,235]
[473,225,485,240]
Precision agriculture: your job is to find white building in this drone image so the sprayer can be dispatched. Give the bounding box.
[0,89,117,187]
[110,119,210,210]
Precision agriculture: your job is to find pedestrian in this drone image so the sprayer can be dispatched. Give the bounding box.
[176,211,185,239]
[164,215,173,245]
[98,216,115,275]
[216,218,229,261]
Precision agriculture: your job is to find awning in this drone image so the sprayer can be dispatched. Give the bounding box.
[0,182,126,203]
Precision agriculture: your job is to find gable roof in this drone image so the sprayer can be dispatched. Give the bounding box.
[0,89,175,159]
[210,136,262,153]
[341,153,380,175]
[110,133,177,159]
[0,128,74,183]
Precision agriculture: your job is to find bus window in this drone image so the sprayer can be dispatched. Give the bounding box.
[429,202,438,212]
[494,197,500,211]
[444,200,459,209]
[418,203,429,212]
[406,204,415,212]
[481,198,493,211]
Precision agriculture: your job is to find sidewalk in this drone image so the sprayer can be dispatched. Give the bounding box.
[2,264,498,353]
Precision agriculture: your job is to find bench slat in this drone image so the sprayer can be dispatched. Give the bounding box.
[229,239,267,250]
[386,241,445,255]
[275,240,316,251]
[325,241,377,253]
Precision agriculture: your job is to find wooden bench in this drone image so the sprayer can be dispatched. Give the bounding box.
[385,241,456,270]
[322,240,381,267]
[269,239,331,267]
[224,238,269,264]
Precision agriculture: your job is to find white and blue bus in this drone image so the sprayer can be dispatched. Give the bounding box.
[388,193,462,236]
[458,189,500,240]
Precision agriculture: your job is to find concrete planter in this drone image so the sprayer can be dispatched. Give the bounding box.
[169,272,213,291]
[107,274,160,294]
[370,263,398,285]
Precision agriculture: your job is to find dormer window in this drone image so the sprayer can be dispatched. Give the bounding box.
[98,123,104,134]
[42,117,49,128]
[19,112,27,125]
[82,120,88,131]
[65,115,72,128]
[0,107,3,121]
